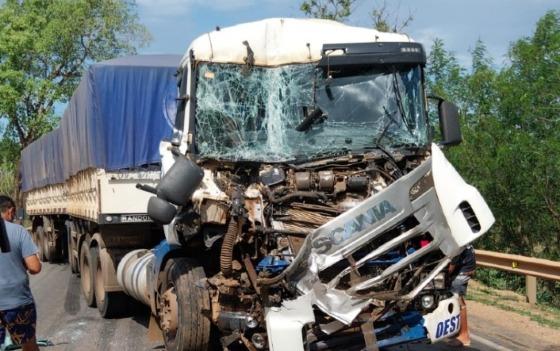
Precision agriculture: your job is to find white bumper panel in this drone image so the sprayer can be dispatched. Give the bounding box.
[423,295,461,342]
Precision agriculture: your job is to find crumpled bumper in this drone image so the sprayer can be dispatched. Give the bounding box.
[266,144,493,350]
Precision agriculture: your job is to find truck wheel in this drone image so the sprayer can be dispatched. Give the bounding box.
[44,228,57,262]
[159,258,211,351]
[80,241,96,307]
[95,249,127,318]
[36,226,46,261]
[67,225,79,274]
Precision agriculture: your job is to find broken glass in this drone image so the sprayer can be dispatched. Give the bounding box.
[195,63,428,162]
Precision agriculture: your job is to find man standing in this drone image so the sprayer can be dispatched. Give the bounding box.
[448,244,476,347]
[0,195,41,351]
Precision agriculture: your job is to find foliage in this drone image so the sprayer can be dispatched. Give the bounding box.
[426,38,465,104]
[0,162,16,198]
[0,0,150,151]
[371,0,413,33]
[299,0,413,32]
[428,11,560,305]
[300,0,355,21]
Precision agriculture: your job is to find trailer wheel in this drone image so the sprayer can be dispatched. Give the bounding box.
[67,224,79,274]
[95,249,127,318]
[80,241,96,307]
[44,228,57,262]
[36,226,46,262]
[159,258,211,351]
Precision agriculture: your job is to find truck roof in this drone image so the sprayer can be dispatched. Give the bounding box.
[20,55,182,192]
[183,18,413,67]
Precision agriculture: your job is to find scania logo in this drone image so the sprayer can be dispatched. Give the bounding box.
[312,200,397,254]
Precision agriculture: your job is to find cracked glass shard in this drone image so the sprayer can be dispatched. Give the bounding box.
[195,63,428,162]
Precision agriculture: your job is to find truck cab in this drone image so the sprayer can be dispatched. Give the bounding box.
[142,18,494,351]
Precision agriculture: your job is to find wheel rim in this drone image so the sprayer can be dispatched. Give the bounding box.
[81,252,91,295]
[43,231,50,260]
[37,229,44,259]
[95,254,105,306]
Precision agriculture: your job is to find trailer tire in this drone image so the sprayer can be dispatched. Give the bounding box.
[159,258,211,351]
[44,227,57,262]
[95,249,128,318]
[67,224,79,274]
[36,226,46,262]
[80,241,96,307]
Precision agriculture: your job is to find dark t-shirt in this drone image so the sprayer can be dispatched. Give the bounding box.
[0,221,38,310]
[451,245,476,274]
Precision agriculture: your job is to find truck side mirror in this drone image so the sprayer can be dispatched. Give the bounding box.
[438,101,461,146]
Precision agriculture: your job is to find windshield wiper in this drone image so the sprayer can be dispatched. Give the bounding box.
[372,106,404,178]
[296,107,326,132]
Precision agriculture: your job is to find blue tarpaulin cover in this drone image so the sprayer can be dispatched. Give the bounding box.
[20,55,181,192]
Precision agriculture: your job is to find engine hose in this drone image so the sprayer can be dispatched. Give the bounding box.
[257,237,312,286]
[220,217,241,277]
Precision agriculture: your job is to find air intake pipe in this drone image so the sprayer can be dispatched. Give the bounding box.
[116,249,154,306]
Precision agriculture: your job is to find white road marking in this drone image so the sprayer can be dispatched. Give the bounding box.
[471,333,514,351]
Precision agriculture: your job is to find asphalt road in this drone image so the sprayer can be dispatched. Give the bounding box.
[25,263,558,351]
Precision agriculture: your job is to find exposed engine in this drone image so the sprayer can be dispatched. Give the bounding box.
[166,149,455,349]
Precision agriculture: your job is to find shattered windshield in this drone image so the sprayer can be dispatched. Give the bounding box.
[194,62,428,162]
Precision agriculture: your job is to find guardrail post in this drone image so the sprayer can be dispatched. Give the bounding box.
[525,275,537,305]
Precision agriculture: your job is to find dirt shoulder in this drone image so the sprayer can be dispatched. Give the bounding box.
[466,280,560,351]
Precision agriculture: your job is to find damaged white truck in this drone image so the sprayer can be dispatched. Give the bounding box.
[123,18,496,351]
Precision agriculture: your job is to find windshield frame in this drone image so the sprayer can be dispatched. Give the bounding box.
[186,60,430,163]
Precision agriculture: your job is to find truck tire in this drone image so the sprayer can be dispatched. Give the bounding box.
[159,258,211,351]
[36,226,46,262]
[95,249,128,318]
[80,241,96,307]
[67,224,79,274]
[44,227,57,262]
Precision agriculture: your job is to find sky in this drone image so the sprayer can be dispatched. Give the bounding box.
[136,0,560,68]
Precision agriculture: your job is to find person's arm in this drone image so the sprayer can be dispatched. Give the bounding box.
[449,250,463,275]
[448,263,457,274]
[24,254,41,274]
[20,226,41,274]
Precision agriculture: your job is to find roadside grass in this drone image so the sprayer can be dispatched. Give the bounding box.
[467,279,560,329]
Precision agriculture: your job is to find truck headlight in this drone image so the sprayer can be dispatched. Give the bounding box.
[433,272,446,290]
[421,294,435,309]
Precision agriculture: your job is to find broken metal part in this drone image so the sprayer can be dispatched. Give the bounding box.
[360,320,379,351]
[160,287,178,334]
[200,199,228,225]
[260,167,286,186]
[243,254,261,294]
[265,295,315,351]
[267,190,327,204]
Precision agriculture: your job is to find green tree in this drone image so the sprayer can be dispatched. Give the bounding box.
[0,0,150,150]
[425,38,466,104]
[300,0,355,21]
[371,0,413,33]
[444,11,560,305]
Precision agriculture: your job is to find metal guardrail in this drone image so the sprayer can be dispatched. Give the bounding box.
[475,249,560,304]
